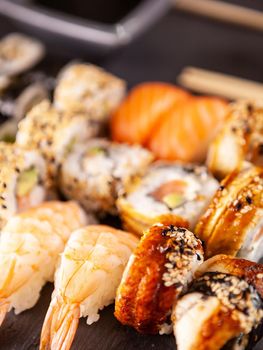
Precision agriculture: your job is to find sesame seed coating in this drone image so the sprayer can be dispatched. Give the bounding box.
[189,272,263,334]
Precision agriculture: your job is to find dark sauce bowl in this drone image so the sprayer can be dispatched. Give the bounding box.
[0,0,170,57]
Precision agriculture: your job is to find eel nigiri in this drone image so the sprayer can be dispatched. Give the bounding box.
[207,101,263,179]
[16,100,99,191]
[173,255,263,350]
[40,225,138,350]
[54,63,126,122]
[0,142,46,229]
[59,138,153,215]
[0,201,89,325]
[115,224,204,334]
[148,96,228,163]
[117,162,218,235]
[195,165,263,262]
[111,82,189,145]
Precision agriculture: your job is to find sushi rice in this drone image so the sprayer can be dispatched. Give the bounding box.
[0,142,46,229]
[59,138,153,215]
[16,100,99,191]
[117,163,219,234]
[40,225,139,350]
[54,63,126,122]
[0,201,90,322]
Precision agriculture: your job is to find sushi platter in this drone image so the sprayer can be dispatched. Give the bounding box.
[0,7,263,350]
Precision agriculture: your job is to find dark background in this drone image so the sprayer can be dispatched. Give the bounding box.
[0,1,263,349]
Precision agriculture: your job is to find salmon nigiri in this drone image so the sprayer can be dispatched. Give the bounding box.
[110,82,189,145]
[148,97,228,163]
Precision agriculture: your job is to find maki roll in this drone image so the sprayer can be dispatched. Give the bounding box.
[16,100,99,191]
[0,33,45,78]
[0,142,46,229]
[40,225,138,350]
[117,163,218,235]
[115,224,204,334]
[54,63,126,122]
[173,255,263,350]
[0,71,52,142]
[207,101,263,179]
[0,201,90,325]
[59,138,153,215]
[195,165,263,262]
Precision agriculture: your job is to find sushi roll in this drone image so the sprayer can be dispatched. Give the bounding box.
[114,224,204,334]
[195,255,263,299]
[173,255,263,350]
[173,273,263,350]
[117,163,219,235]
[16,100,99,191]
[40,225,138,350]
[0,72,52,142]
[207,101,263,179]
[54,63,126,122]
[0,142,47,229]
[195,165,263,262]
[0,201,90,326]
[59,138,153,215]
[0,33,45,77]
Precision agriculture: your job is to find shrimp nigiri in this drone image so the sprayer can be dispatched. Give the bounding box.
[40,225,138,350]
[0,201,89,325]
[148,96,228,163]
[111,83,189,145]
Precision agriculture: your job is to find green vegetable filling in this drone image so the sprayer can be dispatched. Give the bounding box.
[17,167,38,197]
[162,193,184,209]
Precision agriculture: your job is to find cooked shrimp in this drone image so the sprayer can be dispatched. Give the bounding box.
[40,225,138,350]
[0,201,88,326]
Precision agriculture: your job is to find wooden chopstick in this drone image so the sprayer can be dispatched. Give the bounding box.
[177,67,263,100]
[172,0,263,32]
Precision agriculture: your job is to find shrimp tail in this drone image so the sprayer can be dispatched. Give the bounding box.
[40,298,80,350]
[0,298,9,326]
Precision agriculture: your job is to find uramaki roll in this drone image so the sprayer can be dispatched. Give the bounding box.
[173,271,263,350]
[195,165,263,262]
[59,138,153,215]
[172,254,263,350]
[16,100,99,191]
[54,63,126,122]
[115,224,204,334]
[117,163,218,235]
[0,142,46,229]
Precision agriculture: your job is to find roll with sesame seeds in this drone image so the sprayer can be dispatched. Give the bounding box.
[0,142,46,229]
[59,138,153,215]
[16,100,99,192]
[172,255,263,350]
[54,63,126,122]
[172,271,263,350]
[207,101,263,180]
[117,163,219,235]
[114,224,204,334]
[195,165,263,262]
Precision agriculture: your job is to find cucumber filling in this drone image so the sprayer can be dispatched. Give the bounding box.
[16,167,38,197]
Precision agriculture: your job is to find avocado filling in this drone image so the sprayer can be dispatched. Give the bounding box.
[151,180,187,208]
[162,193,184,209]
[65,137,76,156]
[87,146,105,156]
[16,167,38,197]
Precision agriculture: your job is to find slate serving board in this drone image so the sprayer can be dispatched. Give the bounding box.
[0,1,263,349]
